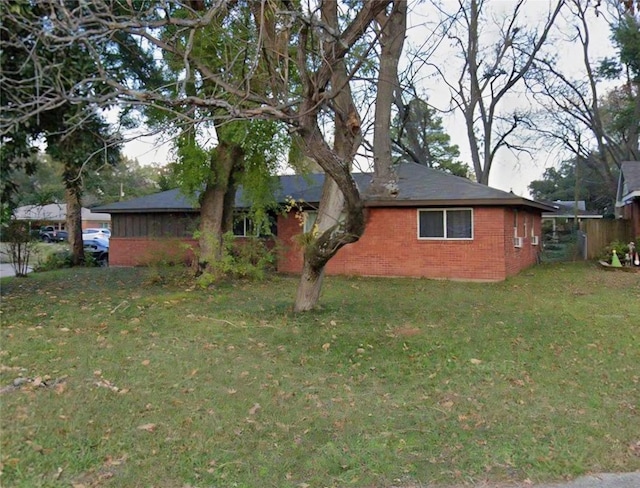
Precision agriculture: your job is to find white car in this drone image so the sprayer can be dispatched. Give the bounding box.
[82,228,111,240]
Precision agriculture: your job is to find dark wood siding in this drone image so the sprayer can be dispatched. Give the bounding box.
[112,213,199,238]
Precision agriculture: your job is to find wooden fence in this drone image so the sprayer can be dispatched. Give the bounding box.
[580,219,633,259]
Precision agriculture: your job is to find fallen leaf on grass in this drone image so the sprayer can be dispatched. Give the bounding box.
[470,358,483,365]
[322,343,331,352]
[248,403,261,415]
[141,359,150,366]
[137,423,157,433]
[630,441,640,457]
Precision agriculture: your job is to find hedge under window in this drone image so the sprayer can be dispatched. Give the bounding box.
[418,209,473,239]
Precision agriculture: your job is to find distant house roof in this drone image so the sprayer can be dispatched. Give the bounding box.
[616,160,640,207]
[541,200,603,219]
[13,203,111,222]
[94,162,555,214]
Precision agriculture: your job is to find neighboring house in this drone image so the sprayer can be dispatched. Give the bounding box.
[13,203,111,230]
[616,161,640,238]
[95,162,555,281]
[541,200,603,237]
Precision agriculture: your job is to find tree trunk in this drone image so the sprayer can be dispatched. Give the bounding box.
[293,0,394,311]
[294,177,345,311]
[65,185,84,266]
[369,0,407,197]
[295,258,326,311]
[197,141,243,273]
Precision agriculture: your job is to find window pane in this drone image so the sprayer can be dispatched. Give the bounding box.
[233,217,246,236]
[304,212,318,233]
[419,211,444,238]
[446,210,472,238]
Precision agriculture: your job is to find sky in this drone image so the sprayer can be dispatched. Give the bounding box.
[123,0,619,198]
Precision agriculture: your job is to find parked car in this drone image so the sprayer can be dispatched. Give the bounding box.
[39,226,68,243]
[83,238,109,266]
[82,228,111,240]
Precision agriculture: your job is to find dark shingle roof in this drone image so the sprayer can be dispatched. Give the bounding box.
[95,162,553,213]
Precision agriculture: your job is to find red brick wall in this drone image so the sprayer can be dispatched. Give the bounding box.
[503,208,542,278]
[109,237,197,267]
[108,236,273,267]
[278,206,543,281]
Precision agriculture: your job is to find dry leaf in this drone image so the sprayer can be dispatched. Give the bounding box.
[470,358,482,365]
[54,382,67,394]
[141,359,150,366]
[248,403,261,415]
[59,327,70,332]
[322,343,331,352]
[137,423,157,432]
[330,320,337,326]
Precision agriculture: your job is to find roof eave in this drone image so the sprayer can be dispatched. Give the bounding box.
[364,198,555,211]
[100,207,199,214]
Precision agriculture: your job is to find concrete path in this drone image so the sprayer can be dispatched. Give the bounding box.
[423,473,640,488]
[0,262,32,278]
[529,473,640,488]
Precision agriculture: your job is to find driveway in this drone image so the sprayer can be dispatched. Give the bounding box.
[0,263,32,278]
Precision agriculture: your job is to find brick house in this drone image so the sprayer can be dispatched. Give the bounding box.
[13,203,111,230]
[616,161,640,239]
[95,162,554,281]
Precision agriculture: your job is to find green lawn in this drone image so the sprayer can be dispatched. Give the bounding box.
[1,263,639,487]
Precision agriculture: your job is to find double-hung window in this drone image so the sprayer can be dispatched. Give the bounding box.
[418,209,473,239]
[233,214,256,237]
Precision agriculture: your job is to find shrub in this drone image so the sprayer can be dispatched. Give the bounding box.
[1,219,36,277]
[193,231,275,287]
[599,239,638,263]
[33,249,73,272]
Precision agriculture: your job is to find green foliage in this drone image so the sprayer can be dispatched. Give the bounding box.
[391,97,470,177]
[528,158,617,214]
[194,231,275,286]
[33,249,73,272]
[599,239,639,263]
[613,14,640,81]
[1,219,36,277]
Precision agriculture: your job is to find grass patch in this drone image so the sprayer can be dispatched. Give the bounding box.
[1,263,639,487]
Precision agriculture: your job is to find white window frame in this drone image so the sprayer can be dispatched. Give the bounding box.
[417,208,474,240]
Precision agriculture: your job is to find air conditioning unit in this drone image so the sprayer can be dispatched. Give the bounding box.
[513,236,524,248]
[531,235,539,246]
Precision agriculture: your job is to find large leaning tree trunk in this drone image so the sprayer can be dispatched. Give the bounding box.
[293,0,378,312]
